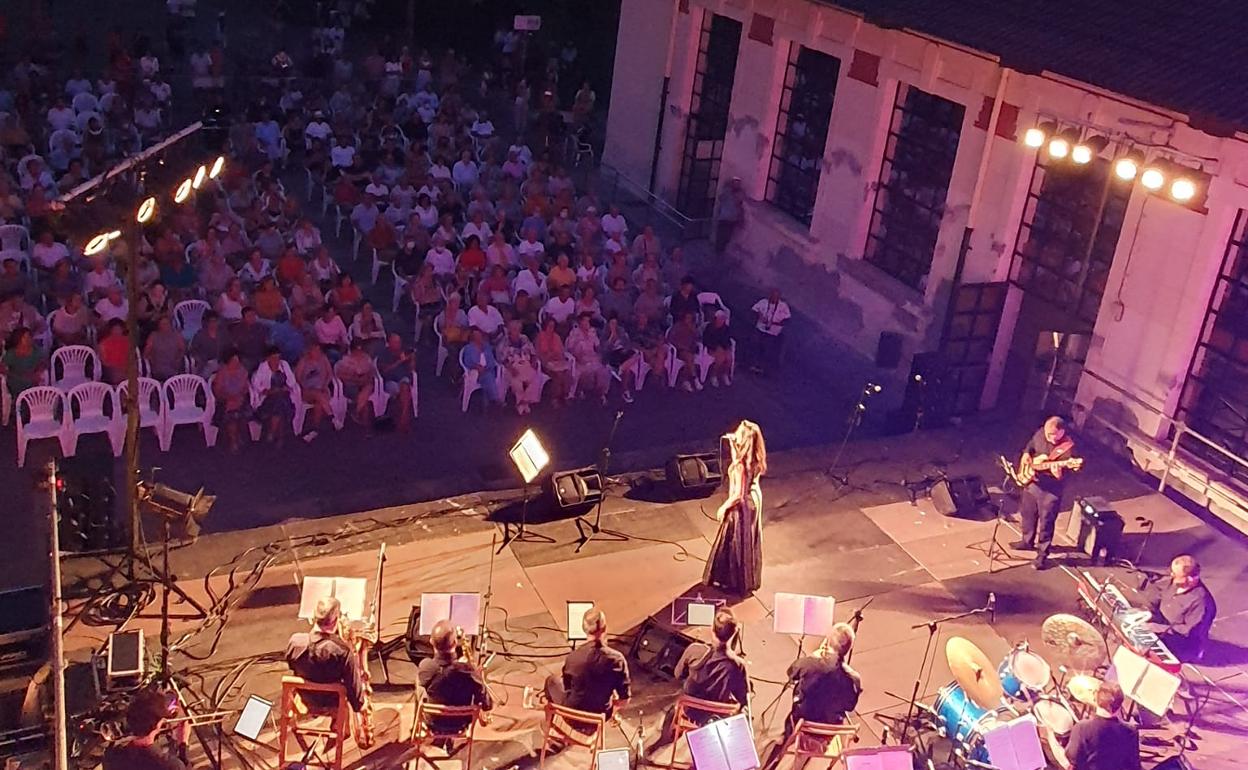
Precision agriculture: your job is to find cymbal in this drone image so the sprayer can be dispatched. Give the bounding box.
[1041,613,1106,670]
[946,636,1004,709]
[1067,674,1102,707]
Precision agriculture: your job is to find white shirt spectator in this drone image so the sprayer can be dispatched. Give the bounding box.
[294,226,323,256]
[462,221,492,244]
[305,119,332,147]
[310,256,340,284]
[601,212,628,239]
[238,259,273,286]
[513,268,545,298]
[391,183,417,209]
[314,315,350,347]
[467,304,505,336]
[94,296,129,323]
[428,162,452,181]
[349,313,387,344]
[413,202,439,229]
[84,267,119,297]
[330,143,357,168]
[542,295,577,325]
[425,246,455,276]
[363,180,389,199]
[752,297,792,336]
[471,118,495,137]
[417,183,442,203]
[216,292,244,322]
[135,106,162,131]
[148,79,172,104]
[452,159,479,188]
[384,204,411,226]
[351,202,380,234]
[502,158,526,181]
[33,240,70,270]
[604,236,626,256]
[508,143,533,166]
[48,105,75,131]
[517,239,545,262]
[486,241,516,269]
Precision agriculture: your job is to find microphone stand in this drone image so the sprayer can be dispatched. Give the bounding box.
[895,599,993,745]
[846,595,875,665]
[827,383,881,487]
[575,409,629,552]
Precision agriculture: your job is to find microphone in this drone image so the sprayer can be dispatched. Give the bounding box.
[987,592,996,623]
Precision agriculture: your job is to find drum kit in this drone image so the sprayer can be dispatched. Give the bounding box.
[925,613,1110,767]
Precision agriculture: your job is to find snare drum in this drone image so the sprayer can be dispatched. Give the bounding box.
[934,683,1012,763]
[998,647,1051,700]
[1032,696,1077,740]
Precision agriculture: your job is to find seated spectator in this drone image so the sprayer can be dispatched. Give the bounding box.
[462,211,492,246]
[668,311,702,392]
[601,276,634,323]
[413,193,439,230]
[511,290,539,337]
[601,315,636,396]
[457,235,487,280]
[663,247,688,292]
[669,276,700,322]
[631,312,667,393]
[330,135,358,171]
[137,282,173,337]
[426,236,456,283]
[632,253,663,292]
[52,292,93,346]
[97,320,131,385]
[703,310,734,387]
[517,228,545,264]
[349,301,387,354]
[0,293,45,339]
[211,350,253,454]
[496,320,540,415]
[438,293,470,368]
[94,285,130,327]
[543,285,577,333]
[145,315,186,381]
[251,346,295,445]
[535,316,571,407]
[231,307,270,371]
[328,274,363,321]
[575,285,604,326]
[84,260,120,302]
[631,225,662,263]
[434,214,460,251]
[479,266,511,308]
[461,328,502,406]
[309,247,341,289]
[368,214,399,259]
[363,174,389,201]
[376,333,416,431]
[633,279,665,328]
[314,305,350,361]
[32,230,70,273]
[350,193,381,236]
[161,254,197,299]
[254,224,285,262]
[190,312,227,377]
[547,253,576,295]
[269,306,313,363]
[2,328,46,398]
[253,277,286,321]
[335,339,377,429]
[601,204,628,240]
[452,150,479,189]
[293,218,323,256]
[0,259,28,299]
[391,176,418,211]
[567,313,609,403]
[238,248,273,290]
[513,257,546,300]
[275,247,306,288]
[465,291,503,337]
[294,342,334,435]
[216,279,247,323]
[484,232,516,271]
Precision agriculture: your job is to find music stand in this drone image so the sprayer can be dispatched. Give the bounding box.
[502,429,556,549]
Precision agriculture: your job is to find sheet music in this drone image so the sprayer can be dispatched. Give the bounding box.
[688,602,716,626]
[567,601,595,641]
[983,715,1044,770]
[419,593,483,636]
[1111,645,1180,716]
[772,592,836,637]
[687,713,759,770]
[298,576,367,620]
[843,747,913,770]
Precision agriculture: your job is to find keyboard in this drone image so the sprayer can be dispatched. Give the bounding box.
[1078,572,1182,673]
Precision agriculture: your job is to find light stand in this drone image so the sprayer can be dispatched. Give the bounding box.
[574,409,629,553]
[826,382,882,487]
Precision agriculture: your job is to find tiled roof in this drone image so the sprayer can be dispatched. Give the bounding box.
[823,0,1248,135]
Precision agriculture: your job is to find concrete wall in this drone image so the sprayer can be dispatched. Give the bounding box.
[602,0,679,184]
[606,0,1248,452]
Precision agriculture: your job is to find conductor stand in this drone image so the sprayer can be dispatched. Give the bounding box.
[826,382,882,487]
[574,409,629,553]
[500,429,558,552]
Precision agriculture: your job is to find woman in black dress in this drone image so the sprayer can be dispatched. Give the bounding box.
[704,420,767,596]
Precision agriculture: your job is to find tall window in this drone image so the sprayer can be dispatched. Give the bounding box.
[1177,210,1248,484]
[676,13,742,219]
[865,86,965,290]
[765,44,839,227]
[1010,156,1130,326]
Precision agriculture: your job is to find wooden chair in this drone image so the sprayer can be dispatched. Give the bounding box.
[772,720,859,770]
[279,676,351,770]
[667,694,743,768]
[408,700,481,770]
[539,702,606,770]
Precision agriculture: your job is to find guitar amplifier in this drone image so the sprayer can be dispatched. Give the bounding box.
[931,475,990,517]
[1064,497,1123,564]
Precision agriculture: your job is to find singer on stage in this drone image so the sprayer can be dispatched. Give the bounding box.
[704,420,767,596]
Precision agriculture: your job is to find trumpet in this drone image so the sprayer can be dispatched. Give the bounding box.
[162,710,235,728]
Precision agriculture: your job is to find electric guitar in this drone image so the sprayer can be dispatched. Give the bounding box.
[999,452,1083,487]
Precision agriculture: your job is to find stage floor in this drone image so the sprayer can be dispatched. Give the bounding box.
[56,431,1248,770]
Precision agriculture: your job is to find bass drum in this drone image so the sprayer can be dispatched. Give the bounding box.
[933,683,1013,763]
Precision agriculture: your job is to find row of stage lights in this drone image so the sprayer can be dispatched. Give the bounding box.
[1022,122,1202,205]
[84,155,226,257]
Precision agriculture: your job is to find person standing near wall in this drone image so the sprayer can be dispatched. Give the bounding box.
[714,177,745,255]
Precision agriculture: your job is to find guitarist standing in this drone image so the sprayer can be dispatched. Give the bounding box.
[1011,416,1081,571]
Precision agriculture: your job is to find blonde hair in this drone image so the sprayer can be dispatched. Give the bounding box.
[731,420,768,477]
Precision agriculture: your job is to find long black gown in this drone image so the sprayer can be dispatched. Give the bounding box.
[703,464,763,596]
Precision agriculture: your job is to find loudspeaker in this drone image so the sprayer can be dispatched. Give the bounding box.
[1065,497,1124,565]
[0,586,48,672]
[548,467,604,510]
[56,453,123,553]
[627,617,696,678]
[876,331,904,369]
[1152,757,1192,770]
[931,475,990,517]
[665,452,722,495]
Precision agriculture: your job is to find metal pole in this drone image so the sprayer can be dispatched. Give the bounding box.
[123,222,143,572]
[1161,422,1184,493]
[44,460,70,770]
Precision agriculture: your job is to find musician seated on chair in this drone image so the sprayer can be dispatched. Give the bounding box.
[416,619,495,733]
[543,607,631,722]
[286,596,367,716]
[102,688,189,770]
[763,624,861,770]
[1143,554,1217,662]
[1050,682,1141,770]
[648,608,750,754]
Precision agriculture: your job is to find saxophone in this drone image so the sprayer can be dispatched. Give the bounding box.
[345,544,386,749]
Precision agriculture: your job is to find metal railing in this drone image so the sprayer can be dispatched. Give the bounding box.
[598,162,711,243]
[1052,366,1248,505]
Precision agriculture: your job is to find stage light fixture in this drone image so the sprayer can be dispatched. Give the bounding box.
[84,230,122,257]
[1170,177,1196,202]
[209,155,226,179]
[1114,155,1140,181]
[173,179,192,203]
[137,481,216,539]
[136,196,157,223]
[1140,166,1165,191]
[1071,135,1108,166]
[1047,136,1070,159]
[509,428,550,485]
[192,165,207,190]
[1023,127,1046,148]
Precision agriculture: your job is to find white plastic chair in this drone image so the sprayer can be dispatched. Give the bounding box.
[695,339,736,384]
[15,386,70,467]
[697,292,730,326]
[370,247,391,284]
[72,92,99,114]
[51,345,100,390]
[0,224,31,255]
[433,314,450,376]
[459,346,483,412]
[327,376,348,430]
[118,378,166,449]
[370,369,419,423]
[174,299,211,340]
[65,381,123,457]
[391,263,409,312]
[161,374,217,450]
[0,248,31,275]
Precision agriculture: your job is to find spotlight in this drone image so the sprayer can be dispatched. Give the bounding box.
[1023,127,1046,148]
[209,155,226,179]
[84,230,122,257]
[137,482,216,539]
[1140,166,1165,191]
[136,196,156,223]
[1114,156,1140,181]
[1170,178,1196,202]
[173,179,192,203]
[1071,135,1109,165]
[192,165,207,190]
[1047,136,1070,159]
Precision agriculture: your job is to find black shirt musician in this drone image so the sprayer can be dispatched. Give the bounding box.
[1145,554,1217,662]
[416,619,495,733]
[1050,682,1141,770]
[544,607,631,718]
[1011,416,1081,570]
[286,596,367,714]
[102,689,189,770]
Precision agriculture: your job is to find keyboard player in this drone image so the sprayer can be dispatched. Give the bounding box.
[1142,555,1216,663]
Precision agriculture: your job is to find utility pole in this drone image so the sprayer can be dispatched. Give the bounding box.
[42,460,69,770]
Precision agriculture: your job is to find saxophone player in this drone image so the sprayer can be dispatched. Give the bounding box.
[416,620,495,732]
[286,597,368,724]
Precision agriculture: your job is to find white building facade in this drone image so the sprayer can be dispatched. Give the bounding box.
[605,0,1248,526]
